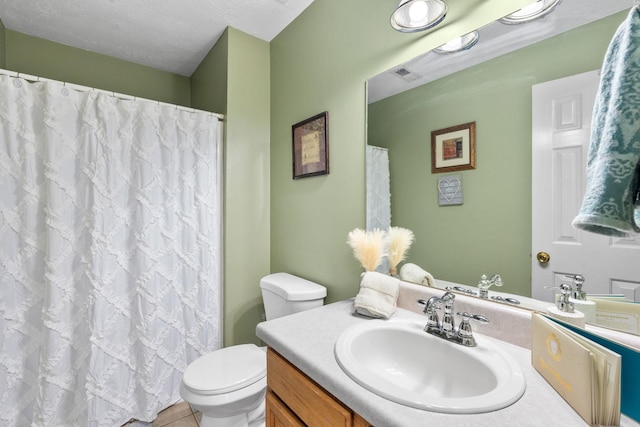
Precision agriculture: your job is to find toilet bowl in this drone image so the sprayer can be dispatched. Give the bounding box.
[180,273,326,427]
[180,344,266,427]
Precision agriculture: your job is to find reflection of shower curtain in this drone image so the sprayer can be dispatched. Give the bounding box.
[366,146,391,273]
[0,75,222,426]
[366,145,391,231]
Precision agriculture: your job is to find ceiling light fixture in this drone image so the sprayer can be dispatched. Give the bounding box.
[499,0,561,24]
[390,0,448,33]
[433,31,479,54]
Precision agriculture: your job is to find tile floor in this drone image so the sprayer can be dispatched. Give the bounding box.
[123,402,201,427]
[152,402,201,427]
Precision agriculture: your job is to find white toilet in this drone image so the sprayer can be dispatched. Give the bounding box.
[180,273,326,427]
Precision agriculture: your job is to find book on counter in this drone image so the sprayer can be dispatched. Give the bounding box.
[531,312,621,426]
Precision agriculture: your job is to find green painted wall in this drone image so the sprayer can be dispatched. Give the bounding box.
[191,30,228,115]
[225,29,270,345]
[0,20,6,68]
[191,28,271,346]
[269,0,532,303]
[367,12,626,296]
[5,30,190,105]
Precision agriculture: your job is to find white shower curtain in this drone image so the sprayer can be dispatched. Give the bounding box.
[0,75,222,426]
[366,145,391,231]
[366,145,391,274]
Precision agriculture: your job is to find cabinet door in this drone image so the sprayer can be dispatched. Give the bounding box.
[267,349,353,426]
[266,390,305,427]
[353,413,373,427]
[267,348,375,427]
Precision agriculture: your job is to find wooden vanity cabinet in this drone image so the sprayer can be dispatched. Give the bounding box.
[266,348,373,427]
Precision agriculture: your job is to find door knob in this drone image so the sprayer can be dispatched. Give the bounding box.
[536,251,550,264]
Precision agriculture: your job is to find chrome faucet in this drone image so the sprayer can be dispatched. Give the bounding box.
[420,291,456,338]
[477,274,503,299]
[418,292,489,347]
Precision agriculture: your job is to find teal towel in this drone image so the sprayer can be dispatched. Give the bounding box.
[573,8,640,237]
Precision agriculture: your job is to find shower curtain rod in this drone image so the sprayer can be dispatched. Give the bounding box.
[0,68,224,121]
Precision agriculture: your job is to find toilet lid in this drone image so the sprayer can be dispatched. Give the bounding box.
[183,344,266,395]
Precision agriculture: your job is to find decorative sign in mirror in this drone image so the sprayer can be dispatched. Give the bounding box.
[437,175,463,206]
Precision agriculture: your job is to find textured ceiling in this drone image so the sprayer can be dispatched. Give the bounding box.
[0,0,315,76]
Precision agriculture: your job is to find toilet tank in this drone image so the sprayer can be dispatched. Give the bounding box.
[260,273,327,320]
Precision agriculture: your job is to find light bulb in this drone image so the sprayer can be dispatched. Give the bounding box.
[513,1,545,19]
[390,0,447,33]
[409,1,429,23]
[433,31,479,54]
[500,0,560,24]
[444,37,463,51]
[520,2,545,15]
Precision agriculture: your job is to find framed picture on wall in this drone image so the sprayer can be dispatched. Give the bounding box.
[292,111,329,179]
[431,122,476,173]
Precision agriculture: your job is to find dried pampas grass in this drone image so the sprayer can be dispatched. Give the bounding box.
[387,227,415,276]
[347,228,386,272]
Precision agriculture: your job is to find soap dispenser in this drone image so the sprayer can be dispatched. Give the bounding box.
[567,274,596,324]
[546,283,586,328]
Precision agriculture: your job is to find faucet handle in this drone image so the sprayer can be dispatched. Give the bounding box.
[417,299,441,333]
[447,285,478,296]
[417,299,434,315]
[457,312,489,324]
[417,297,444,313]
[456,312,489,347]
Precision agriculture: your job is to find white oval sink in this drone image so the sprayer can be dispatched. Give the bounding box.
[334,318,526,414]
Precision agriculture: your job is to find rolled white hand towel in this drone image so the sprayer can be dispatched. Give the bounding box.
[353,271,400,319]
[399,263,436,287]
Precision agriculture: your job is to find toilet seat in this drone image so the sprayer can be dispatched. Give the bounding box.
[182,344,266,396]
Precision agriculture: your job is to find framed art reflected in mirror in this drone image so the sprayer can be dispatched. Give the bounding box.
[431,121,476,174]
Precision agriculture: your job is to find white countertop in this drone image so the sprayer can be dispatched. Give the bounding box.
[256,299,622,427]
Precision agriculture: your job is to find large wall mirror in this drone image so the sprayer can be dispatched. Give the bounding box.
[366,0,640,335]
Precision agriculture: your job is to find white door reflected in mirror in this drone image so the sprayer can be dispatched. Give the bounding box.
[531,70,640,302]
